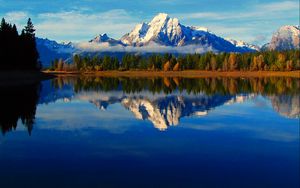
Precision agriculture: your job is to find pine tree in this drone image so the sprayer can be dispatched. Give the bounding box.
[24,18,35,36]
[20,18,40,70]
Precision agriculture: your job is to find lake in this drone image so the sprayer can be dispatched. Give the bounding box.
[0,76,299,188]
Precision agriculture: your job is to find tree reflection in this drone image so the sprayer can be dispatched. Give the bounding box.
[0,83,40,135]
[51,76,299,96]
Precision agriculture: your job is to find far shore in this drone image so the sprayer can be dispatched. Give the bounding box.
[43,70,300,78]
[0,70,298,86]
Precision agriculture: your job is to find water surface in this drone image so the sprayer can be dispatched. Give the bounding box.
[0,76,299,188]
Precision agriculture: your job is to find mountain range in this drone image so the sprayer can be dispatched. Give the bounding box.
[36,38,76,67]
[35,13,300,67]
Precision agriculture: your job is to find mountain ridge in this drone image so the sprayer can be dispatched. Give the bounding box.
[81,13,258,53]
[35,13,299,66]
[262,25,300,51]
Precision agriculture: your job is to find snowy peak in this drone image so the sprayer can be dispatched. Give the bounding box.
[264,25,300,50]
[37,12,263,67]
[121,23,149,46]
[91,33,110,42]
[36,37,76,67]
[89,33,123,46]
[36,38,74,51]
[277,25,299,36]
[226,38,260,51]
[149,13,170,26]
[121,13,187,46]
[120,13,256,52]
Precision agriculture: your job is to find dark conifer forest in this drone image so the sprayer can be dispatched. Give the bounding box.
[0,18,40,71]
[50,50,300,72]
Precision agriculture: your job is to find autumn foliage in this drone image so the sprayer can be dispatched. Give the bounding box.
[50,50,300,72]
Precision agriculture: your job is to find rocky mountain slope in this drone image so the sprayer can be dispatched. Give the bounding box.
[262,25,300,51]
[119,13,255,52]
[36,38,76,67]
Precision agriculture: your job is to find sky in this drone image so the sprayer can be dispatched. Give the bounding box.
[0,0,299,45]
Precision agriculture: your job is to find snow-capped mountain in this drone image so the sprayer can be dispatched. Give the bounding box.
[121,13,186,46]
[89,33,123,46]
[262,25,300,51]
[226,39,260,51]
[36,38,75,67]
[120,13,255,52]
[36,13,300,67]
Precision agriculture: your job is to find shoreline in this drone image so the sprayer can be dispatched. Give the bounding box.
[43,70,300,78]
[0,70,298,86]
[0,71,55,86]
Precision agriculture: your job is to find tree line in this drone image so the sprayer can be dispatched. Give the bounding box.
[50,50,300,72]
[0,18,40,70]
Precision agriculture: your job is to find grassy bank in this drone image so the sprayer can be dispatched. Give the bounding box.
[0,71,55,86]
[44,70,300,78]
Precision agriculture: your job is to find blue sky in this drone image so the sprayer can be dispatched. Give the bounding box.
[0,0,299,45]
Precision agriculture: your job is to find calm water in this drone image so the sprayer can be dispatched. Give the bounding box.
[0,76,299,188]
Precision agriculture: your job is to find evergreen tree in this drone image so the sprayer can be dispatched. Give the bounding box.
[45,50,300,72]
[0,18,40,71]
[24,18,35,35]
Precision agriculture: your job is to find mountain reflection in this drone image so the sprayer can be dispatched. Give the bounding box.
[269,95,300,118]
[0,83,40,135]
[121,94,252,130]
[41,76,299,130]
[0,77,299,134]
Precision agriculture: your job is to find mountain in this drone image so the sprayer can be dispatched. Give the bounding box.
[39,13,300,67]
[89,33,123,46]
[262,25,300,51]
[36,38,75,67]
[120,13,255,52]
[120,13,185,46]
[226,39,260,51]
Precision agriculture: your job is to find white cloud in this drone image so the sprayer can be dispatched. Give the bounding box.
[35,9,137,42]
[259,1,299,11]
[4,11,28,21]
[179,1,298,21]
[74,41,213,54]
[3,11,29,29]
